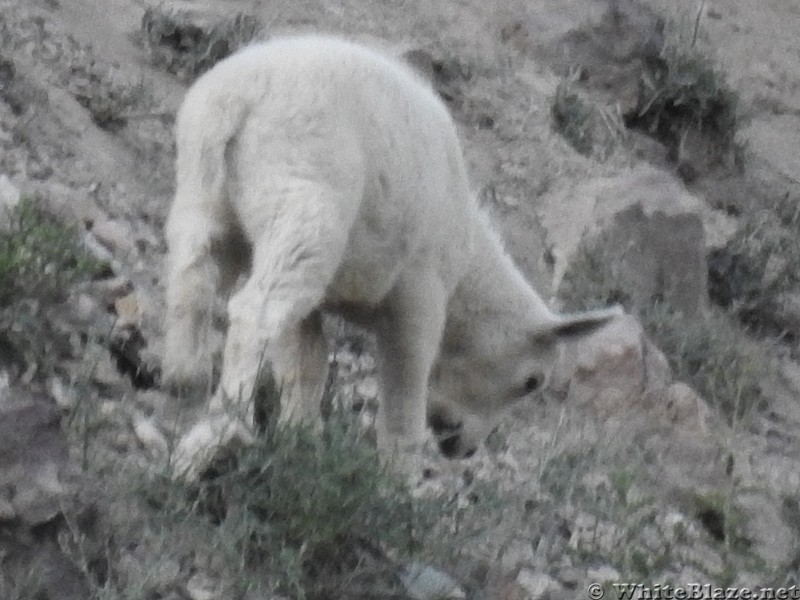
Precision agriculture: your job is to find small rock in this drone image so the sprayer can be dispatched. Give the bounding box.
[550,314,647,418]
[586,565,620,583]
[74,293,104,324]
[661,382,713,433]
[643,339,672,390]
[738,491,798,567]
[660,510,696,543]
[500,21,532,53]
[499,194,520,208]
[554,565,582,589]
[48,376,76,409]
[81,229,117,266]
[485,575,529,600]
[516,569,561,599]
[114,293,141,328]
[99,400,121,417]
[186,572,218,600]
[354,375,379,401]
[663,511,688,530]
[90,276,134,306]
[92,354,126,391]
[401,562,465,600]
[152,557,182,590]
[132,413,169,459]
[568,512,622,555]
[494,449,519,473]
[499,539,536,572]
[779,358,800,393]
[111,432,135,453]
[91,219,136,258]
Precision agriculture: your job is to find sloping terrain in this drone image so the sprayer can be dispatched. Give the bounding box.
[1,0,799,598]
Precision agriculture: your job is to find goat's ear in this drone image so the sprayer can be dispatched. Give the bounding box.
[547,306,622,340]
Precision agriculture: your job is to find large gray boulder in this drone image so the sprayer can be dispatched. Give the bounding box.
[540,165,735,317]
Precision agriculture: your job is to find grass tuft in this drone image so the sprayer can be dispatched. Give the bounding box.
[86,403,444,600]
[0,198,103,378]
[625,17,739,163]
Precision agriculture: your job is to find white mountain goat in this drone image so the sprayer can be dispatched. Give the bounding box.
[162,35,620,475]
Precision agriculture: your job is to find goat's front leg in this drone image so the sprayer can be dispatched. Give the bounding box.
[374,268,447,474]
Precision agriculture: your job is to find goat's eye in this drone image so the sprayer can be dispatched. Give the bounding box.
[523,375,540,394]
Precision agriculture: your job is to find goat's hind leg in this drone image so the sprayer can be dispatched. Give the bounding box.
[216,181,352,425]
[173,180,352,480]
[163,207,234,393]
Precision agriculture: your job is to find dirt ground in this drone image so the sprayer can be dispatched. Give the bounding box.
[2,0,800,597]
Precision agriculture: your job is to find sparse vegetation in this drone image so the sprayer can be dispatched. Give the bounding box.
[627,35,739,156]
[63,377,450,600]
[0,199,96,305]
[551,4,740,167]
[2,0,799,595]
[709,208,800,343]
[642,304,766,421]
[186,414,438,599]
[0,198,102,378]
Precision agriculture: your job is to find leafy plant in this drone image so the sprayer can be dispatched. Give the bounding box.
[0,197,102,377]
[0,198,98,305]
[163,402,441,599]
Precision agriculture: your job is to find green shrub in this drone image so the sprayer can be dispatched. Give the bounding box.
[0,198,98,305]
[626,23,739,157]
[0,198,102,376]
[137,404,442,599]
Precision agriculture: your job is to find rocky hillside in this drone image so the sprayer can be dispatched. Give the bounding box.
[1,0,799,598]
